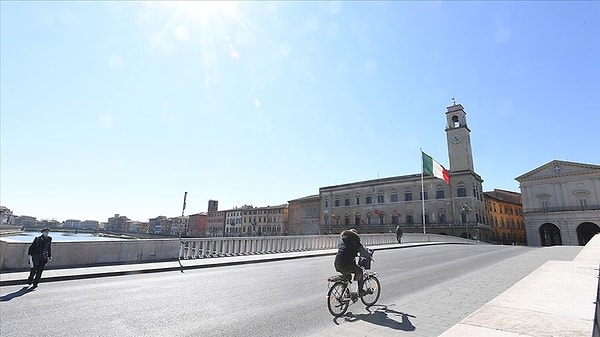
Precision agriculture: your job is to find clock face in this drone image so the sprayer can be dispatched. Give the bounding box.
[451,134,462,144]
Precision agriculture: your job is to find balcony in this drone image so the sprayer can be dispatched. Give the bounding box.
[524,204,600,214]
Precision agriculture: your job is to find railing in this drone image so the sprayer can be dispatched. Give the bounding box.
[0,233,479,270]
[524,204,600,214]
[178,233,479,259]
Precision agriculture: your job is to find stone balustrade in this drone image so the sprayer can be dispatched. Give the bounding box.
[0,233,476,271]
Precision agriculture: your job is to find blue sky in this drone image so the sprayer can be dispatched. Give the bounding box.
[1,1,599,222]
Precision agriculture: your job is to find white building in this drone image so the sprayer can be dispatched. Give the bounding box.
[318,103,487,240]
[515,160,600,246]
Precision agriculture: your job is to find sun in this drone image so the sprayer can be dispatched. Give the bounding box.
[171,1,240,22]
[181,1,237,13]
[139,1,262,89]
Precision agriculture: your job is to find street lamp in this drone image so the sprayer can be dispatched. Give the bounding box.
[460,202,472,239]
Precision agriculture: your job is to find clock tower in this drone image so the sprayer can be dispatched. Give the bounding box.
[445,102,485,238]
[446,103,475,172]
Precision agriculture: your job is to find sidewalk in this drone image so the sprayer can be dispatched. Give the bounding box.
[0,241,441,286]
[439,234,599,337]
[314,239,595,337]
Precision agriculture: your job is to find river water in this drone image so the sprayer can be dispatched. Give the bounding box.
[0,231,126,242]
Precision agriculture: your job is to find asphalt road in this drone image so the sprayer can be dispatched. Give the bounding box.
[0,244,582,337]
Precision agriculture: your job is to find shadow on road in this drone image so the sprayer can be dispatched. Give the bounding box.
[0,286,33,302]
[337,304,416,331]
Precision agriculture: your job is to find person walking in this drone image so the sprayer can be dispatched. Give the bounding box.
[395,225,403,243]
[27,228,53,289]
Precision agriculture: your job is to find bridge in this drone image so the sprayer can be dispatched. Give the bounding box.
[0,234,598,336]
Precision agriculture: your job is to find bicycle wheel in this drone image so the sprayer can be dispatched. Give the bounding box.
[327,282,349,317]
[360,275,381,307]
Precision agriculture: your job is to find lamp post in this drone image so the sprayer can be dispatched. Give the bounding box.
[460,202,472,239]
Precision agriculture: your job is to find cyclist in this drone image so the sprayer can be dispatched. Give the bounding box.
[334,228,371,296]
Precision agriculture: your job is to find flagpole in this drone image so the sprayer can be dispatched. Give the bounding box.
[177,192,188,273]
[420,149,426,234]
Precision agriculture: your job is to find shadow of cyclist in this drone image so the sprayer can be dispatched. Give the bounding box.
[0,286,33,302]
[336,304,416,331]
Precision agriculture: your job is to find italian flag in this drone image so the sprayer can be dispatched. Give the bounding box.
[422,152,450,184]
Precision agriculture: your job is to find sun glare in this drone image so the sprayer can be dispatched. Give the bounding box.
[174,1,239,20]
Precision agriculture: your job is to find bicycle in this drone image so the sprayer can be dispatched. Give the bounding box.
[326,249,381,317]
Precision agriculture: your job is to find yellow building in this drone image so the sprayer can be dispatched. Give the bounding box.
[484,189,526,244]
[239,204,288,237]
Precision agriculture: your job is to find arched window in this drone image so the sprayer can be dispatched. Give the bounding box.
[404,188,412,201]
[438,209,446,224]
[406,209,414,224]
[457,183,466,197]
[436,186,445,199]
[452,115,459,128]
[390,189,398,202]
[377,190,385,203]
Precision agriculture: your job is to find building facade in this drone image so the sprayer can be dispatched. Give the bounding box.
[0,206,13,226]
[319,103,489,240]
[225,207,245,236]
[188,213,207,237]
[237,204,288,236]
[207,200,225,237]
[287,195,320,235]
[515,160,600,246]
[64,219,82,229]
[484,189,526,245]
[107,214,131,232]
[81,220,99,230]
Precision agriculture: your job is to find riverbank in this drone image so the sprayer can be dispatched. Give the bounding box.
[3,228,176,240]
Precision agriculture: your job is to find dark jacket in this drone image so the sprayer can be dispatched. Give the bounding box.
[335,230,368,267]
[28,235,52,258]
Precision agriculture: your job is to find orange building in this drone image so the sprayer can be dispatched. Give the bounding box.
[188,212,207,237]
[484,189,527,245]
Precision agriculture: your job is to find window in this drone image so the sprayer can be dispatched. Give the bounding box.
[334,199,340,207]
[344,198,350,206]
[391,193,398,202]
[391,216,398,225]
[377,194,384,203]
[420,189,428,200]
[406,215,413,224]
[436,187,444,199]
[439,213,446,224]
[344,217,350,226]
[354,217,360,226]
[378,215,384,225]
[405,188,412,201]
[366,196,372,204]
[457,183,466,197]
[355,196,360,205]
